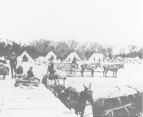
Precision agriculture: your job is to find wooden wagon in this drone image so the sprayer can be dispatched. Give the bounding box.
[14,75,40,87]
[54,63,78,77]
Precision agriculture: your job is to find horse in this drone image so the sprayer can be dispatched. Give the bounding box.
[82,83,139,117]
[79,62,101,77]
[60,86,80,109]
[102,63,124,77]
[52,84,65,98]
[60,86,89,117]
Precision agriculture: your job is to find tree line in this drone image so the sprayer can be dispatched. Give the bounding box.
[0,39,142,60]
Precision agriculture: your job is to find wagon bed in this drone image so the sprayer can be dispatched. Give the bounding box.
[15,76,40,87]
[54,63,77,77]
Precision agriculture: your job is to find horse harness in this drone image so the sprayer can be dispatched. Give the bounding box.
[103,103,136,117]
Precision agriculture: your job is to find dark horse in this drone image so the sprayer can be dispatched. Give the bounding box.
[60,86,89,117]
[102,63,124,77]
[80,62,101,77]
[82,83,142,117]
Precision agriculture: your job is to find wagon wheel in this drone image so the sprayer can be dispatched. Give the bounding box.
[71,64,77,69]
[66,69,76,77]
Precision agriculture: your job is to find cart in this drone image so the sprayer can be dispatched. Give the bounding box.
[14,75,40,87]
[54,63,78,77]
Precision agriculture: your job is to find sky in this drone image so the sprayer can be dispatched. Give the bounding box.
[0,0,142,50]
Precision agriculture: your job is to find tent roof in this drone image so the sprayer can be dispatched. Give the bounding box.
[65,52,81,63]
[88,53,104,62]
[19,51,33,62]
[45,51,57,60]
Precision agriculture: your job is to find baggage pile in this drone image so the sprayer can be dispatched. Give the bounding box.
[15,74,40,87]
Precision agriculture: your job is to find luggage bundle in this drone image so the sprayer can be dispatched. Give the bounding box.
[15,74,40,87]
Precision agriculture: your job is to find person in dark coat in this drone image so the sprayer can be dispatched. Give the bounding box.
[109,52,112,59]
[72,57,77,64]
[10,52,17,78]
[48,56,55,79]
[27,67,34,78]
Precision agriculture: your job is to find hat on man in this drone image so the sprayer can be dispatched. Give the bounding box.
[30,66,33,69]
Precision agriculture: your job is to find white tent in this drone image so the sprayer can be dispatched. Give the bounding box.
[0,56,5,60]
[64,52,81,63]
[18,51,33,63]
[35,56,45,65]
[88,53,104,63]
[44,51,57,62]
[37,56,45,62]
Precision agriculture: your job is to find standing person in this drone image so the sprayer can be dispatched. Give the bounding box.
[72,57,77,64]
[48,56,55,79]
[109,52,112,60]
[10,52,17,78]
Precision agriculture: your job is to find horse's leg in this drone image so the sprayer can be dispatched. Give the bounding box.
[80,106,85,117]
[63,79,65,86]
[74,109,78,115]
[103,67,106,77]
[81,70,84,77]
[91,69,94,77]
[54,78,57,85]
[113,70,115,77]
[57,78,60,85]
[103,69,105,77]
[3,75,5,80]
[105,70,108,77]
[115,70,117,78]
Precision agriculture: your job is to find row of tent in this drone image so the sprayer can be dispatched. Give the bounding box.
[16,51,142,65]
[17,51,104,64]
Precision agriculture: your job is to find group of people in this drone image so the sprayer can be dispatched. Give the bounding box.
[9,52,77,81]
[9,52,55,80]
[9,52,35,79]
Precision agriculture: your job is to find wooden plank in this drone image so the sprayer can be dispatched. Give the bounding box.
[1,79,77,117]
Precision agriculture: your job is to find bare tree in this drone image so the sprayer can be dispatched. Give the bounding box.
[67,39,79,52]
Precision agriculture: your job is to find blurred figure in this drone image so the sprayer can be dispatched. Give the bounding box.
[10,52,17,78]
[16,65,23,75]
[48,56,55,79]
[72,57,77,64]
[27,66,34,78]
[109,52,112,60]
[15,65,24,79]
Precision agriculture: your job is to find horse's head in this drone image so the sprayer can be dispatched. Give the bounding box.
[59,87,74,101]
[119,63,124,69]
[116,63,124,69]
[95,62,102,69]
[83,83,94,106]
[56,85,67,100]
[59,89,67,99]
